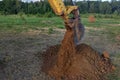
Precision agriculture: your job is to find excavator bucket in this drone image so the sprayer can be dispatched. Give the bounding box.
[73,19,85,45]
[70,1,85,45]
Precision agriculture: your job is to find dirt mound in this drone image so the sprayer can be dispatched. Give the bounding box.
[42,25,114,80]
[88,15,96,23]
[42,44,114,80]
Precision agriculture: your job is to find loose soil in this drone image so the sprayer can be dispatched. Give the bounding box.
[42,25,114,80]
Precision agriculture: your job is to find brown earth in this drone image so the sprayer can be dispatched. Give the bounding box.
[42,25,114,80]
[88,15,96,23]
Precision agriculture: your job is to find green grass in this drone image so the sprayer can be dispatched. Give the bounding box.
[0,14,120,39]
[0,14,120,28]
[0,15,64,33]
[81,17,120,27]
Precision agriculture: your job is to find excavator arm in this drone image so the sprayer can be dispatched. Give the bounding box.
[48,0,77,24]
[48,0,85,45]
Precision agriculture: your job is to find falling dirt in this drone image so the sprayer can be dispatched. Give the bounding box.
[42,24,114,80]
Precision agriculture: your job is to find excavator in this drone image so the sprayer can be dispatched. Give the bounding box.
[48,0,85,45]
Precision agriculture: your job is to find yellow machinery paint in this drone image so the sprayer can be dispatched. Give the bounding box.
[48,0,78,21]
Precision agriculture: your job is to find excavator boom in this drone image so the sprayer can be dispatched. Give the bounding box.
[48,0,66,15]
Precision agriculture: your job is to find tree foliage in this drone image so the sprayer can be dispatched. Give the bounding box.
[0,0,120,15]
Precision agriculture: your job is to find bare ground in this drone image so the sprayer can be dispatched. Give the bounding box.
[0,27,120,80]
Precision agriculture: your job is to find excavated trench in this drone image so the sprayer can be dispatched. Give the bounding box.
[41,24,115,80]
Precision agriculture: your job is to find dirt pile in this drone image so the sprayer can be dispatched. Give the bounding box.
[42,25,114,80]
[88,15,96,23]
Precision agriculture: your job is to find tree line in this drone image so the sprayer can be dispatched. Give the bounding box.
[0,0,120,15]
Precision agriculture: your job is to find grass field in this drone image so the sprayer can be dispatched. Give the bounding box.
[0,14,120,80]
